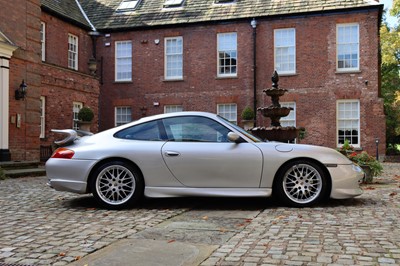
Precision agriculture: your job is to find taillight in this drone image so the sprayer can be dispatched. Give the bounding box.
[51,148,75,159]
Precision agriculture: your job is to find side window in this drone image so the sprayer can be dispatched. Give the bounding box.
[162,116,231,142]
[114,121,162,140]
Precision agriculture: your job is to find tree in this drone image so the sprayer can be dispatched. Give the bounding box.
[381,5,400,150]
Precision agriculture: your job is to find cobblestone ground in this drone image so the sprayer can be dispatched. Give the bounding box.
[201,163,400,266]
[0,163,399,266]
[0,177,187,265]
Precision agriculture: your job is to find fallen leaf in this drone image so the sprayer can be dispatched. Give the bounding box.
[59,252,66,257]
[389,192,397,197]
[75,256,81,261]
[276,215,286,220]
[202,216,208,220]
[244,219,252,223]
[364,187,376,190]
[168,240,176,243]
[219,228,227,233]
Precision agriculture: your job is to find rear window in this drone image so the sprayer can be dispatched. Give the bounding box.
[114,121,162,141]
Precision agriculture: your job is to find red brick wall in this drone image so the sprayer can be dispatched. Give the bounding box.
[0,1,99,160]
[1,0,42,161]
[97,8,385,155]
[40,14,100,147]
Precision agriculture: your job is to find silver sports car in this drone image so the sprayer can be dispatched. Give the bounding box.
[46,111,364,209]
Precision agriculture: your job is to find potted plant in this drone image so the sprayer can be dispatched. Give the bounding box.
[347,151,383,183]
[241,106,255,130]
[338,139,354,156]
[78,106,94,132]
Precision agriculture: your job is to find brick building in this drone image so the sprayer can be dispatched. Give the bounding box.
[81,0,385,155]
[0,0,385,161]
[0,0,99,161]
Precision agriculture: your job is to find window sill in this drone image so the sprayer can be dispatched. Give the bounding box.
[216,75,238,80]
[278,73,297,77]
[163,78,184,82]
[114,80,133,84]
[335,70,361,74]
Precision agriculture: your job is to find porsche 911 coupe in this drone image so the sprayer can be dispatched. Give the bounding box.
[46,111,364,209]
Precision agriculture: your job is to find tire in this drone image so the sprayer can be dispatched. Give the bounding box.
[90,161,144,209]
[274,160,328,207]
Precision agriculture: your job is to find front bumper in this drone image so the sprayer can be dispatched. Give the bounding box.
[328,163,364,199]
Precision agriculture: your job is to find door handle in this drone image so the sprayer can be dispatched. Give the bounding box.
[165,151,180,157]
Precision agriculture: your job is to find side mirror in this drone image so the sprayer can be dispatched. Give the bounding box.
[227,132,244,143]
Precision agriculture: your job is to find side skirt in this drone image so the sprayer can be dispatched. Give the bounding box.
[144,187,272,198]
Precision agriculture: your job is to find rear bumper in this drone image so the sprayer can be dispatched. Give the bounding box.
[45,158,97,194]
[328,163,364,199]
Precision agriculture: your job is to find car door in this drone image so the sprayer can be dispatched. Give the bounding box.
[161,116,263,188]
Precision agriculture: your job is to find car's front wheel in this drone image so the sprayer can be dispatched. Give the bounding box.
[274,160,328,207]
[90,161,144,209]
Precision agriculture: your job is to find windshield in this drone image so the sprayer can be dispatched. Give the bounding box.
[216,115,262,143]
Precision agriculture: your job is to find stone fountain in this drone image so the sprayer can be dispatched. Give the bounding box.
[250,71,300,142]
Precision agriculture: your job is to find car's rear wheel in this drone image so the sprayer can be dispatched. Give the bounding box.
[91,161,144,209]
[274,160,327,207]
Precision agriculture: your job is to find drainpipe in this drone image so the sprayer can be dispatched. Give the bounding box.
[251,18,257,127]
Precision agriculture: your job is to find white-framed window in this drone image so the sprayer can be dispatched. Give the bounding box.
[164,105,183,113]
[280,102,296,127]
[40,96,45,138]
[337,100,360,147]
[337,24,359,71]
[217,32,237,77]
[165,37,183,80]
[117,0,141,11]
[274,28,296,74]
[115,107,132,126]
[115,41,132,82]
[164,0,184,7]
[215,0,236,4]
[217,103,237,124]
[40,22,46,62]
[68,34,78,70]
[73,102,83,130]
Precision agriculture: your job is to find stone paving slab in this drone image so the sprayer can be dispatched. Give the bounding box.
[0,163,399,265]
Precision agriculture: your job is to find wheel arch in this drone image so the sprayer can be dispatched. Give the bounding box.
[272,157,332,200]
[86,157,144,193]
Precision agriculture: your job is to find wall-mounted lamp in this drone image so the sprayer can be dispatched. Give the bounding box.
[251,18,257,29]
[140,106,147,116]
[15,80,27,100]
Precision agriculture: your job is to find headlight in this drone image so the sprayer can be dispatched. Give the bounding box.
[352,163,363,173]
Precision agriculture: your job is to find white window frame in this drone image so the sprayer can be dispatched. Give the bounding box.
[68,34,78,70]
[280,102,296,127]
[41,22,46,62]
[337,100,360,147]
[115,106,132,127]
[117,0,141,11]
[217,32,237,77]
[115,41,132,82]
[40,96,45,138]
[337,23,359,72]
[164,105,183,113]
[165,37,183,80]
[73,102,83,130]
[274,28,296,75]
[164,0,184,7]
[217,103,237,124]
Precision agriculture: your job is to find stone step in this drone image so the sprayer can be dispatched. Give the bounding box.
[3,167,46,178]
[0,160,41,170]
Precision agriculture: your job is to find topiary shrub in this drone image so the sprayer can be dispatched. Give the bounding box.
[241,106,255,120]
[78,106,94,122]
